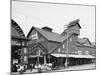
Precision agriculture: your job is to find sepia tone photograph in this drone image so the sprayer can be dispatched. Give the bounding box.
[11,0,96,74]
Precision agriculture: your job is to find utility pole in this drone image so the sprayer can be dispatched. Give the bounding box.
[65,27,69,68]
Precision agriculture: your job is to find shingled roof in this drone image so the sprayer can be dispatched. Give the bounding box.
[77,37,96,48]
[27,19,81,43]
[77,38,91,46]
[67,19,81,29]
[27,26,67,42]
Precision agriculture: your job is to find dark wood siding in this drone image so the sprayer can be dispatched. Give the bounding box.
[68,34,78,53]
[52,34,78,54]
[28,29,37,39]
[76,46,96,56]
[48,41,60,51]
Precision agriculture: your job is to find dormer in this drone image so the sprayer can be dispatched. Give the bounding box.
[42,26,53,32]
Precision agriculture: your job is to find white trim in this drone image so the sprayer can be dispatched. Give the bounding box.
[58,48,61,53]
[63,44,65,48]
[51,53,95,58]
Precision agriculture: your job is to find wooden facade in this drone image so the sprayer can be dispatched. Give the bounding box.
[11,19,30,72]
[11,19,96,71]
[26,19,95,67]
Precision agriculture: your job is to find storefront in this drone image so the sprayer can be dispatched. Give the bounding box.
[11,19,30,72]
[51,53,95,68]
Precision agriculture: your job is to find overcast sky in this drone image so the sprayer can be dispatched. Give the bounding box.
[12,1,95,42]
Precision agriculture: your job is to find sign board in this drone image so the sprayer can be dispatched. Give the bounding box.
[11,41,21,46]
[31,32,38,40]
[13,59,18,64]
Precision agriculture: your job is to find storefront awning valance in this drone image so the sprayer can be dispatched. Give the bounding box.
[51,54,66,57]
[69,54,95,58]
[51,53,95,59]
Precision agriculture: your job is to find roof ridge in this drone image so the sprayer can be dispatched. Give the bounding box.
[34,26,61,35]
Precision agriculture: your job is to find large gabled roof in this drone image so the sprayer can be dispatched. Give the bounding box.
[27,26,67,42]
[27,19,81,42]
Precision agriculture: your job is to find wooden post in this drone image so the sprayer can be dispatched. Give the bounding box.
[44,55,46,64]
[37,49,40,65]
[37,56,39,65]
[23,47,28,64]
[21,42,28,64]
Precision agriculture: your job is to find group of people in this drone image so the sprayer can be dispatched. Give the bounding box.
[12,63,53,73]
[27,63,53,72]
[12,63,26,73]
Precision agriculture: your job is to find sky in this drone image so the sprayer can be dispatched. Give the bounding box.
[12,1,95,42]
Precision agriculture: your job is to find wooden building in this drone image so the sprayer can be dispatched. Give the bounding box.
[27,19,95,68]
[50,19,96,67]
[11,19,95,71]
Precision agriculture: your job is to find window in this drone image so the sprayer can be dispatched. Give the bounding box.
[22,42,24,46]
[24,56,27,62]
[62,50,65,53]
[38,50,41,56]
[36,50,41,56]
[71,51,75,54]
[12,41,21,46]
[63,44,65,48]
[85,51,89,55]
[58,48,60,53]
[75,51,78,54]
[70,38,72,42]
[77,50,82,55]
[84,43,90,46]
[24,48,27,54]
[31,32,38,40]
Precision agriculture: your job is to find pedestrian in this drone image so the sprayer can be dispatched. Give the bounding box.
[13,63,17,72]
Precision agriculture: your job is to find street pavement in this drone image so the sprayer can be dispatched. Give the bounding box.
[11,63,96,75]
[55,63,96,72]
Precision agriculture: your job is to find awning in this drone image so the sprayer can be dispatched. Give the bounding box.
[51,54,66,57]
[29,55,43,58]
[69,54,95,58]
[51,53,95,59]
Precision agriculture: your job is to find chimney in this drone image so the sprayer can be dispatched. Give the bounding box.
[42,26,53,32]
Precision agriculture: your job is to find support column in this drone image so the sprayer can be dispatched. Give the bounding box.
[23,47,28,64]
[44,55,47,64]
[21,42,28,64]
[65,58,68,67]
[37,49,40,65]
[65,36,69,67]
